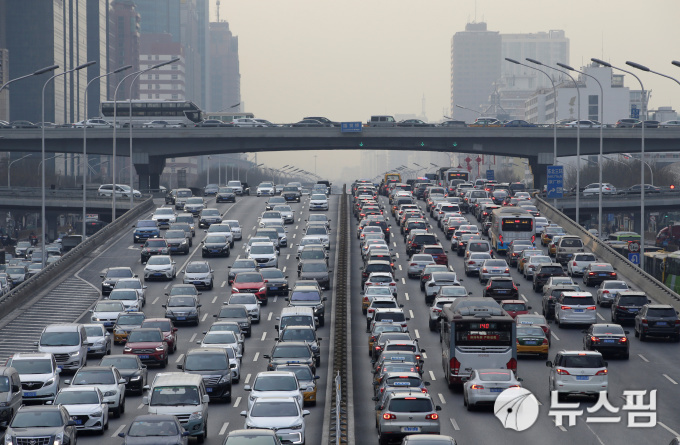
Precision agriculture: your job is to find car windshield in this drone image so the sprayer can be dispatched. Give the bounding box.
[169,286,197,296]
[232,260,256,269]
[301,263,327,273]
[282,329,315,342]
[84,326,105,337]
[186,198,203,204]
[142,320,172,331]
[155,209,174,216]
[6,267,25,274]
[603,282,628,289]
[11,411,64,428]
[110,290,138,301]
[250,400,299,417]
[146,240,166,247]
[95,302,124,312]
[291,290,322,301]
[116,281,141,290]
[137,221,156,228]
[251,246,275,254]
[575,254,597,262]
[40,332,79,346]
[261,269,284,279]
[485,260,507,267]
[516,326,544,336]
[128,420,179,437]
[74,369,115,385]
[204,332,237,344]
[253,375,297,391]
[151,386,200,406]
[10,359,53,374]
[562,296,596,305]
[176,190,192,197]
[366,287,392,296]
[186,263,210,273]
[592,325,625,335]
[165,230,185,239]
[306,227,326,235]
[235,273,263,283]
[147,256,171,265]
[202,210,220,217]
[272,345,311,358]
[205,235,226,244]
[440,286,467,296]
[55,390,100,405]
[100,356,138,369]
[219,307,247,318]
[560,239,582,248]
[208,225,231,233]
[168,297,195,307]
[185,353,228,371]
[128,330,161,342]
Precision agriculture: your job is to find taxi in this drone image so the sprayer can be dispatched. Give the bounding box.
[515,325,549,358]
[548,235,564,257]
[541,226,565,246]
[274,364,320,406]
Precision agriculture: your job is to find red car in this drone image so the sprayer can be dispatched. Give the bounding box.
[422,244,448,266]
[231,271,267,303]
[141,318,178,353]
[123,328,169,367]
[501,300,531,318]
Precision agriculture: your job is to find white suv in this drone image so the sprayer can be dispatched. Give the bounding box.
[98,184,141,198]
[256,182,275,196]
[248,242,278,268]
[567,253,598,277]
[554,292,597,327]
[546,350,608,401]
[6,352,61,403]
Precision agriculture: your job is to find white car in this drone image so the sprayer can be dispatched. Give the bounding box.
[54,386,109,432]
[142,120,183,128]
[257,182,275,196]
[108,288,143,312]
[143,255,176,281]
[596,280,630,306]
[296,236,325,256]
[363,272,397,297]
[429,296,458,331]
[273,205,295,224]
[583,183,617,196]
[248,242,278,268]
[304,226,329,249]
[90,300,126,329]
[241,397,310,445]
[199,330,243,358]
[7,352,61,403]
[232,118,278,127]
[226,180,244,195]
[223,219,242,239]
[73,118,112,128]
[547,350,608,399]
[97,184,142,198]
[564,119,602,128]
[463,368,523,411]
[259,211,285,228]
[309,193,329,211]
[567,252,598,277]
[244,371,305,409]
[227,293,261,322]
[152,207,177,228]
[67,366,126,418]
[83,324,112,357]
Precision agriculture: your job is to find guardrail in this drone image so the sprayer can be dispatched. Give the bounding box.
[0,196,155,320]
[534,196,680,308]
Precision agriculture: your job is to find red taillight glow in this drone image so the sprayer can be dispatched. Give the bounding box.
[596,369,608,376]
[561,305,572,310]
[470,384,484,390]
[556,368,570,375]
[383,413,397,420]
[591,336,599,342]
[586,306,597,310]
[426,413,439,420]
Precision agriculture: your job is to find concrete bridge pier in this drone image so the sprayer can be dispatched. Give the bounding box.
[134,155,166,191]
[528,156,548,190]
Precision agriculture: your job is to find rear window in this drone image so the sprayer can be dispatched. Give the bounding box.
[562,296,596,305]
[618,295,648,306]
[503,303,527,311]
[575,254,596,262]
[385,377,422,387]
[385,344,417,353]
[478,370,512,381]
[368,264,393,274]
[388,398,433,413]
[414,235,437,244]
[561,355,605,368]
[560,238,583,248]
[423,247,444,254]
[375,312,406,322]
[490,280,514,289]
[468,242,490,252]
[540,266,564,275]
[647,308,677,318]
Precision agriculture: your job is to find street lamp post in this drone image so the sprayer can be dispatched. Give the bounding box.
[558,62,605,238]
[0,64,59,95]
[505,58,559,207]
[8,154,32,188]
[527,58,581,225]
[207,156,211,185]
[82,64,132,238]
[246,163,263,184]
[42,61,95,267]
[592,58,647,268]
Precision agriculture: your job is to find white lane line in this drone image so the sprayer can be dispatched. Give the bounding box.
[298,217,301,222]
[438,393,446,404]
[520,294,528,302]
[111,424,127,438]
[252,225,256,230]
[639,354,649,362]
[405,292,410,301]
[233,397,242,408]
[244,373,252,384]
[663,374,678,385]
[551,332,560,341]
[137,403,144,410]
[401,278,406,284]
[253,352,260,361]
[557,425,567,432]
[221,280,226,288]
[247,234,252,239]
[295,225,298,230]
[164,283,171,289]
[393,242,397,247]
[422,352,427,359]
[659,422,680,437]
[219,422,230,435]
[212,296,218,304]
[414,329,420,339]
[449,418,460,431]
[261,332,267,341]
[282,266,287,273]
[236,255,240,259]
[597,313,605,321]
[189,333,197,343]
[201,313,208,322]
[286,254,290,260]
[398,264,402,271]
[175,353,184,363]
[395,253,400,259]
[429,370,436,381]
[273,296,278,303]
[268,312,273,321]
[409,310,414,319]
[152,297,159,304]
[292,233,296,238]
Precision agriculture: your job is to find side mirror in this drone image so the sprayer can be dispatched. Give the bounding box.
[545,361,552,367]
[262,355,270,359]
[202,394,210,403]
[516,283,520,287]
[118,433,125,438]
[244,385,251,391]
[435,405,442,411]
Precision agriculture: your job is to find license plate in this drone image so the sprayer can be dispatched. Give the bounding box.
[211,250,219,253]
[629,308,639,312]
[603,339,615,343]
[657,322,668,326]
[574,309,584,313]
[24,391,37,397]
[490,388,503,393]
[104,322,113,326]
[206,387,213,392]
[154,273,162,276]
[139,355,149,359]
[497,290,507,293]
[177,317,186,321]
[401,427,421,433]
[270,287,279,290]
[576,375,589,380]
[74,419,83,425]
[524,341,537,345]
[599,273,608,277]
[194,281,202,285]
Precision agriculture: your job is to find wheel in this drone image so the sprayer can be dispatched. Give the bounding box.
[634,327,639,337]
[120,397,125,414]
[112,404,121,419]
[225,248,230,257]
[640,331,647,341]
[161,356,168,368]
[429,319,436,331]
[208,280,213,290]
[316,356,321,367]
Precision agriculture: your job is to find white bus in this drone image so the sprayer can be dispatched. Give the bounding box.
[100,99,203,127]
[489,207,535,254]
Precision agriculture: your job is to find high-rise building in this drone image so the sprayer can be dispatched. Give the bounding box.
[450,22,501,123]
[109,0,140,101]
[0,0,8,122]
[139,34,186,100]
[86,0,110,119]
[208,21,240,112]
[4,0,89,124]
[134,0,181,41]
[196,0,210,108]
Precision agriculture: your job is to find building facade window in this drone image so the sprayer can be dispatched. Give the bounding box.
[588,95,599,121]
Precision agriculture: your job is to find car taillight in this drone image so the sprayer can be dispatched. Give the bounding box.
[620,337,628,342]
[589,272,596,276]
[421,387,428,393]
[390,282,396,286]
[426,413,439,420]
[363,296,369,303]
[383,413,397,420]
[505,268,509,273]
[433,308,442,312]
[556,368,570,375]
[486,283,492,290]
[542,339,549,345]
[590,336,599,342]
[410,263,417,266]
[507,358,517,371]
[611,272,616,276]
[482,268,488,272]
[602,290,609,294]
[468,261,475,265]
[572,262,577,266]
[368,309,375,313]
[451,357,461,375]
[595,369,608,376]
[586,306,597,310]
[641,318,648,324]
[374,345,381,350]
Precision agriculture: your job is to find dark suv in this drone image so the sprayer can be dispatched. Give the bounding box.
[611,291,650,324]
[483,276,519,301]
[532,263,566,292]
[361,260,393,287]
[406,233,438,256]
[101,266,136,296]
[635,304,680,341]
[178,347,234,402]
[5,405,77,445]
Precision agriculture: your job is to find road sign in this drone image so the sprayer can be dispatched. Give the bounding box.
[486,170,495,181]
[546,166,564,199]
[628,241,641,253]
[631,104,640,119]
[341,122,362,133]
[628,252,640,265]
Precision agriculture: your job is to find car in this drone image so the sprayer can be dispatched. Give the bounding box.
[174,214,196,236]
[73,118,113,128]
[297,259,331,290]
[141,318,178,353]
[244,371,304,410]
[227,293,261,323]
[133,220,160,243]
[178,348,233,401]
[566,252,598,277]
[163,295,201,326]
[515,325,549,358]
[54,386,109,433]
[407,254,435,278]
[99,354,148,395]
[198,208,222,228]
[287,284,327,327]
[620,184,661,194]
[361,286,395,314]
[582,263,617,287]
[151,207,177,229]
[522,255,551,279]
[483,276,519,301]
[309,193,329,211]
[143,255,176,281]
[165,283,202,300]
[596,280,630,307]
[83,323,112,357]
[376,390,441,443]
[204,223,235,247]
[564,119,602,128]
[182,260,214,290]
[583,183,617,196]
[4,405,77,445]
[6,352,61,403]
[257,182,276,196]
[615,118,641,127]
[232,271,267,304]
[216,186,237,202]
[424,272,460,304]
[281,185,302,202]
[112,312,146,344]
[504,119,536,127]
[203,184,219,196]
[554,292,597,327]
[228,258,259,284]
[118,414,188,445]
[546,350,608,401]
[183,196,205,215]
[463,368,523,410]
[634,304,680,341]
[97,184,142,198]
[479,258,511,283]
[201,234,230,258]
[248,242,279,269]
[515,313,551,344]
[273,205,295,224]
[214,304,252,337]
[583,323,629,358]
[123,328,169,367]
[532,263,566,292]
[261,268,290,297]
[142,120,184,128]
[611,291,650,324]
[240,396,310,445]
[198,330,243,357]
[114,277,147,303]
[90,300,126,329]
[163,229,190,254]
[263,342,316,372]
[101,266,136,296]
[66,366,126,418]
[222,219,242,240]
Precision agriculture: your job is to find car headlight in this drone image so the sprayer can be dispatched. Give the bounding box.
[180,240,187,245]
[91,317,100,322]
[4,435,12,445]
[249,395,257,401]
[44,378,55,386]
[69,350,80,357]
[124,346,132,352]
[290,423,303,430]
[188,411,203,421]
[218,375,230,384]
[188,310,198,315]
[155,345,165,351]
[232,287,239,293]
[310,344,319,351]
[92,410,103,417]
[103,390,116,397]
[129,375,141,381]
[53,432,64,445]
[259,286,266,292]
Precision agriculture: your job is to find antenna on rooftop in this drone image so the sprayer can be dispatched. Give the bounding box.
[216,0,221,22]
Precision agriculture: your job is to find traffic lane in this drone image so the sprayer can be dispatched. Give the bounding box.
[73,195,335,443]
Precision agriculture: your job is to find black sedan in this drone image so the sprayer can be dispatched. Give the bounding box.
[99,355,148,395]
[397,119,433,127]
[261,268,289,296]
[119,415,188,445]
[619,184,661,194]
[201,234,230,258]
[216,187,237,202]
[504,119,537,127]
[292,119,332,127]
[582,323,629,359]
[583,263,617,287]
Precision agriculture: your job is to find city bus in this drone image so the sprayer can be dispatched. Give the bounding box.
[100,99,203,127]
[444,168,470,184]
[643,250,680,294]
[489,207,535,253]
[440,303,517,386]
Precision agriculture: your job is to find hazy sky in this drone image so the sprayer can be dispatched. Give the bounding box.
[209,0,680,181]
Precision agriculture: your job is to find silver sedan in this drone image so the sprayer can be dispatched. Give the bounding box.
[463,368,523,411]
[407,254,435,278]
[479,259,511,284]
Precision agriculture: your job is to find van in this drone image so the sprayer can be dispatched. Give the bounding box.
[143,372,209,442]
[367,115,397,127]
[36,324,90,371]
[555,236,585,265]
[275,307,317,336]
[0,367,22,427]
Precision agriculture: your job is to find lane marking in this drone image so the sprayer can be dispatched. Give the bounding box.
[252,225,256,230]
[429,370,436,381]
[268,312,273,321]
[393,242,397,247]
[551,332,560,341]
[244,373,252,384]
[422,352,427,359]
[282,266,287,273]
[233,397,242,408]
[219,422,230,435]
[164,283,170,289]
[438,393,446,404]
[292,233,296,238]
[449,418,459,431]
[221,281,226,288]
[663,374,678,385]
[201,313,208,322]
[557,425,567,432]
[409,310,414,319]
[111,424,126,438]
[212,296,218,304]
[273,296,278,303]
[520,294,528,302]
[597,313,605,321]
[295,225,298,230]
[261,332,267,341]
[236,255,240,260]
[414,329,420,339]
[395,253,399,259]
[639,354,649,362]
[286,254,290,260]
[398,264,402,271]
[659,422,680,437]
[401,278,406,284]
[175,353,184,363]
[152,297,159,304]
[405,292,409,301]
[253,352,259,361]
[189,333,197,343]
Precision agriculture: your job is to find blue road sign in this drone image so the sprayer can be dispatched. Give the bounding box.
[486,170,495,181]
[628,252,640,265]
[546,165,564,199]
[631,104,640,119]
[341,122,362,133]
